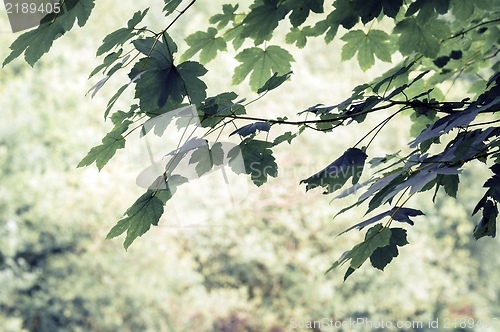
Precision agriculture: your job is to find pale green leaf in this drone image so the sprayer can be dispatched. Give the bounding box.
[209,4,239,29]
[341,29,393,70]
[180,28,227,64]
[232,46,294,91]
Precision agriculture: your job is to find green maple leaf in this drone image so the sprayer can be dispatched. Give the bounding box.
[209,4,239,29]
[370,228,408,270]
[163,0,183,15]
[240,0,290,45]
[129,36,207,112]
[452,0,475,21]
[341,29,392,71]
[232,45,294,91]
[405,0,450,24]
[106,190,164,250]
[394,17,450,58]
[288,0,324,27]
[285,26,316,49]
[3,0,95,67]
[325,224,391,276]
[228,139,278,186]
[352,0,403,24]
[257,71,292,94]
[95,8,149,56]
[313,0,359,43]
[78,120,132,170]
[180,28,227,64]
[189,142,225,177]
[273,131,297,145]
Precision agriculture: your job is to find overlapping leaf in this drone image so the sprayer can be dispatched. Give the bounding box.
[230,122,271,137]
[163,0,183,15]
[352,0,403,24]
[410,97,500,148]
[406,0,450,24]
[338,207,424,235]
[394,17,450,58]
[473,200,498,239]
[240,0,290,45]
[189,142,225,177]
[313,0,359,43]
[326,224,391,274]
[228,139,278,186]
[3,0,95,67]
[129,35,207,113]
[288,0,324,27]
[370,228,408,270]
[198,92,247,128]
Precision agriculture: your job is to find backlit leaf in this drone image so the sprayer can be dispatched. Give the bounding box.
[240,0,289,45]
[325,224,392,276]
[78,120,132,170]
[370,228,408,270]
[96,8,149,56]
[232,46,294,92]
[3,0,95,67]
[106,190,165,250]
[180,28,227,64]
[341,29,392,70]
[288,0,324,27]
[209,4,239,29]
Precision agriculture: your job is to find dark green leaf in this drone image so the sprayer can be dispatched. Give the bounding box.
[106,190,164,250]
[338,207,424,235]
[300,147,367,194]
[228,139,278,186]
[325,224,392,276]
[3,0,95,67]
[230,122,271,137]
[77,120,132,170]
[240,0,290,45]
[288,0,324,27]
[129,37,207,111]
[313,0,358,43]
[353,0,403,24]
[370,228,408,270]
[257,71,292,94]
[473,200,498,239]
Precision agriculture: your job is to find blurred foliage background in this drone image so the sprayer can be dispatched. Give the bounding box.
[1,1,500,331]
